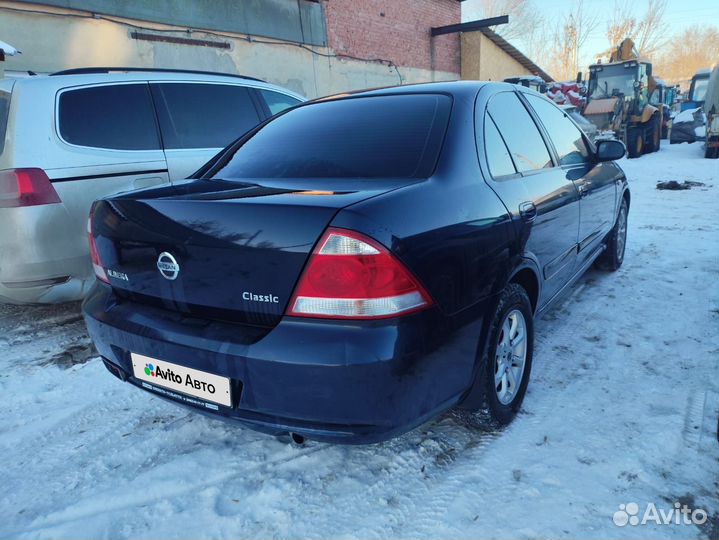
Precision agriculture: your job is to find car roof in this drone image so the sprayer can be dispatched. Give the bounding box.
[8,69,305,100]
[315,80,523,103]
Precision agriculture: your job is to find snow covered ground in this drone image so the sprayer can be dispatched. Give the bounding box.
[1,142,717,539]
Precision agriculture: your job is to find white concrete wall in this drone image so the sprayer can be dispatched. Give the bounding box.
[0,1,457,98]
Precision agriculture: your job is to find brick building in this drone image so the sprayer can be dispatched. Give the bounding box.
[324,0,460,78]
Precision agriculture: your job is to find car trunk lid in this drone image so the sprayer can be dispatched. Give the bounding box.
[91,179,403,326]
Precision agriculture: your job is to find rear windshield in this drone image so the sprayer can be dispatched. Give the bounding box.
[211,94,451,179]
[0,91,10,155]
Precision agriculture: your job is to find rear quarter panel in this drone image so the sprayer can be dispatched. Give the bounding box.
[331,91,513,318]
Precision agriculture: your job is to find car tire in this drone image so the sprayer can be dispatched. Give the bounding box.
[596,198,628,271]
[645,115,661,153]
[626,127,644,158]
[481,283,534,425]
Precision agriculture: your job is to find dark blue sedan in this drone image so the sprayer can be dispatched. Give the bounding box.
[83,81,629,444]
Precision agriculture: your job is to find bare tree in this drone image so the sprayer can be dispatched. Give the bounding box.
[606,1,637,48]
[602,0,668,58]
[653,25,719,86]
[633,0,668,59]
[545,0,600,81]
[461,0,544,42]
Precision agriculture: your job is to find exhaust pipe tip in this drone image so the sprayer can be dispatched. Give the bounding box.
[289,432,306,445]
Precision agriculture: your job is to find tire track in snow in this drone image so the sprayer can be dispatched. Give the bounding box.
[7,430,326,537]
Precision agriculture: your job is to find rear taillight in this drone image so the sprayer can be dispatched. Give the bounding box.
[87,213,109,283]
[287,228,433,319]
[0,168,61,208]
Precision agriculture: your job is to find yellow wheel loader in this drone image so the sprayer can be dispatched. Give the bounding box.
[584,38,662,158]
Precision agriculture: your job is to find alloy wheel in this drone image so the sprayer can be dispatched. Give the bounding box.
[616,204,627,261]
[494,309,528,405]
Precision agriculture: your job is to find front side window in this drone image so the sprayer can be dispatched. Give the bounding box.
[58,84,160,150]
[588,63,638,99]
[649,88,661,106]
[525,94,590,166]
[691,78,709,102]
[212,94,451,179]
[487,92,552,173]
[151,83,261,150]
[259,89,302,115]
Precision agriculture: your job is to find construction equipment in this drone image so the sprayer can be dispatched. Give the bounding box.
[704,65,719,159]
[584,38,661,158]
[681,68,711,111]
[649,78,677,139]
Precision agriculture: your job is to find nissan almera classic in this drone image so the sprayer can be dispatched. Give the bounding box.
[83,81,629,443]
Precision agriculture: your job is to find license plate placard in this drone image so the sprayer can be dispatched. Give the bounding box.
[131,353,232,407]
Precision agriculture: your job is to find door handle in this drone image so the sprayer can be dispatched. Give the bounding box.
[577,184,588,198]
[519,201,537,222]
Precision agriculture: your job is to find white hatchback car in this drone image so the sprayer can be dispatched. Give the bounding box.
[0,68,304,303]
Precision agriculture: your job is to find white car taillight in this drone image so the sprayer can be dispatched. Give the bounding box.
[287,228,433,319]
[0,168,61,208]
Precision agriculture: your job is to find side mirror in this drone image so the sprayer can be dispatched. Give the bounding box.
[596,139,626,162]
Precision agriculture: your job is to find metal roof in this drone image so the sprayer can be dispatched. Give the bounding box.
[477,27,553,82]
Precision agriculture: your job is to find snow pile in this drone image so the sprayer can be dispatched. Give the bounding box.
[0,143,717,539]
[671,109,706,144]
[674,107,703,124]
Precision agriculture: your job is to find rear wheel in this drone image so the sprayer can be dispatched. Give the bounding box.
[481,283,534,425]
[626,127,644,158]
[596,198,628,271]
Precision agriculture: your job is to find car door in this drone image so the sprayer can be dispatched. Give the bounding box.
[150,82,265,180]
[481,91,580,305]
[523,93,617,266]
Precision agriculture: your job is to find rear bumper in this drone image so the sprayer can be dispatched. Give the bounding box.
[0,276,92,304]
[83,284,487,443]
[0,203,91,304]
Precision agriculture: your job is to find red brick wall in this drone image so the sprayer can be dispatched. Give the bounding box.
[322,0,460,74]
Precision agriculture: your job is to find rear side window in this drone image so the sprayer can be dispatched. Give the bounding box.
[259,89,301,115]
[151,83,261,149]
[213,94,451,179]
[0,91,10,155]
[483,114,516,178]
[525,94,590,166]
[487,92,552,173]
[58,84,160,150]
